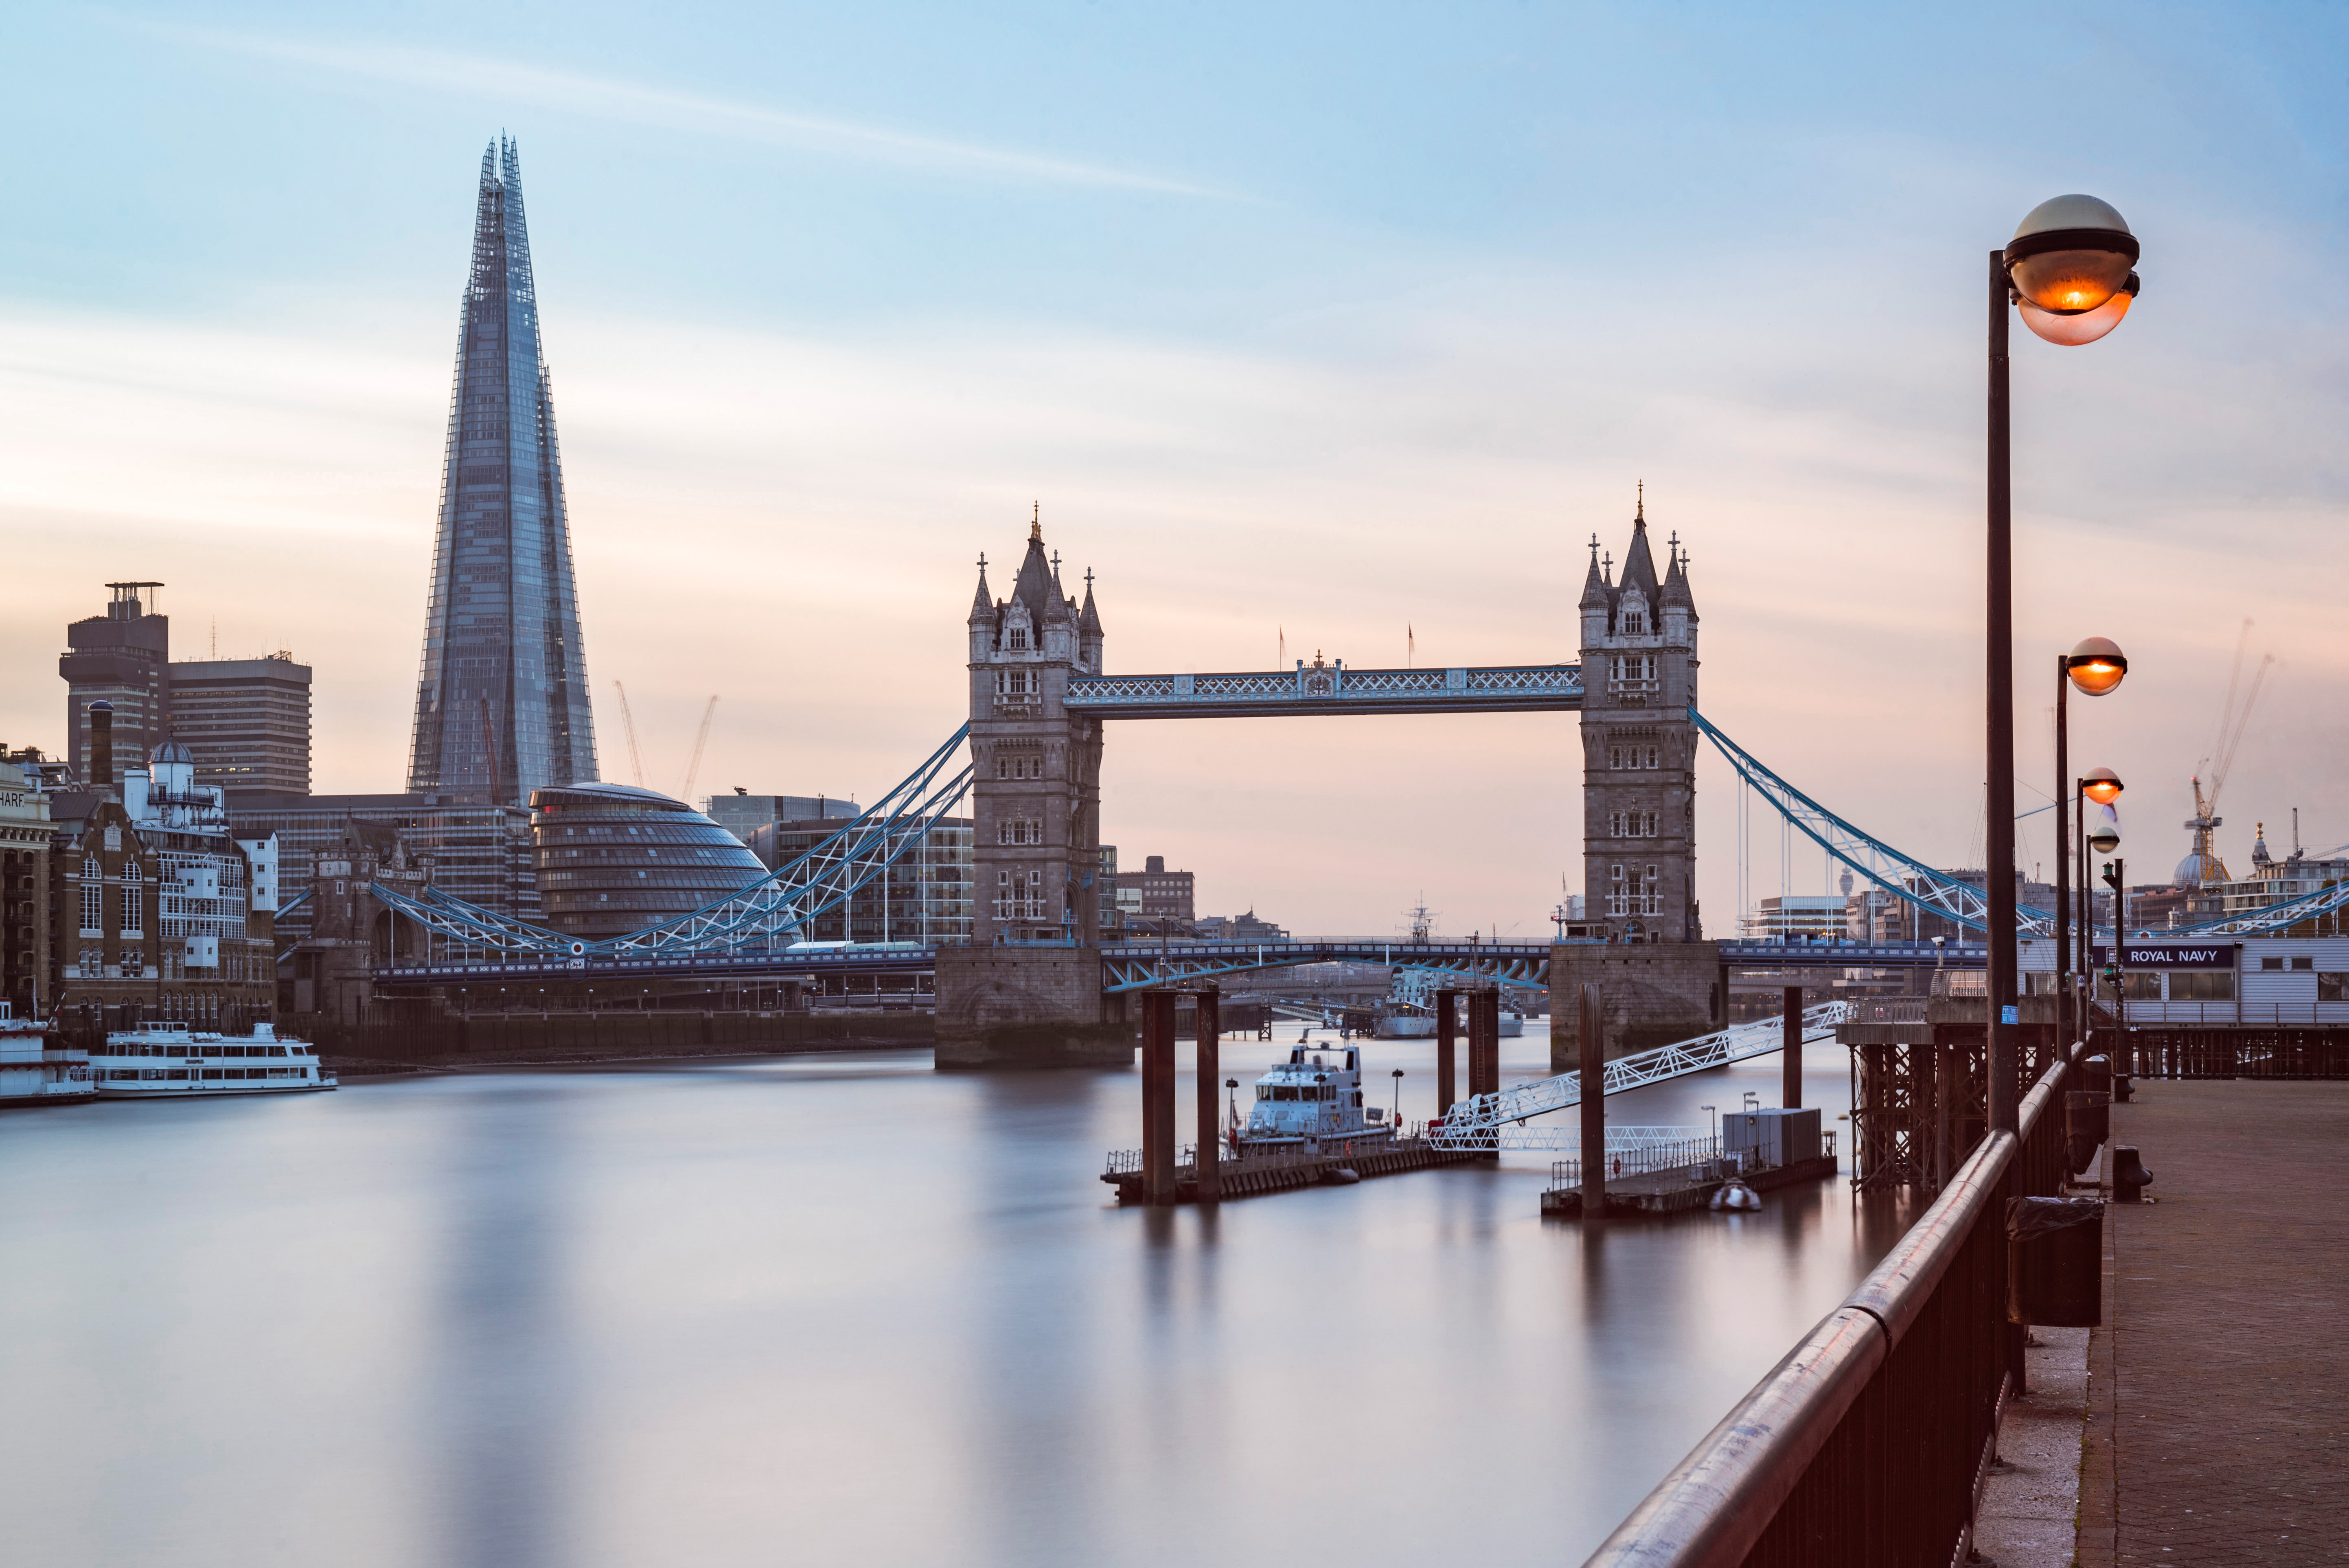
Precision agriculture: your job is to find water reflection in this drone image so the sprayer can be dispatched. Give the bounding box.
[434,1080,573,1568]
[0,1027,1923,1568]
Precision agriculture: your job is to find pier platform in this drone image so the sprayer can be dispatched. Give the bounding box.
[1538,1153,1840,1218]
[1100,1137,1478,1204]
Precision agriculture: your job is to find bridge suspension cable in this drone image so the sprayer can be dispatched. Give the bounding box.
[1692,707,2053,938]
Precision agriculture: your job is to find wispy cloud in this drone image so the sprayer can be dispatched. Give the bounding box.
[137,21,1236,199]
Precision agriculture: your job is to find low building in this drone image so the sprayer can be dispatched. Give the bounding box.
[1195,909,1288,942]
[47,716,275,1032]
[0,751,53,1016]
[167,653,312,797]
[1742,895,1848,942]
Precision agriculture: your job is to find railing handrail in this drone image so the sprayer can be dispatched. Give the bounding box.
[1582,1049,2071,1568]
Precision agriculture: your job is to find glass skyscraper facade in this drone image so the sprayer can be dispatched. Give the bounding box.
[407,137,598,806]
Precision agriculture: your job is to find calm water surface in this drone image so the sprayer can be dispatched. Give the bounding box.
[0,1025,1920,1567]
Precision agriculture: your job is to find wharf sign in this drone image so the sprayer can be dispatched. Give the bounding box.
[2089,944,2238,969]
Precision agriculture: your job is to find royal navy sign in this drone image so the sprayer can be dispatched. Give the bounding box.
[2090,943,2238,968]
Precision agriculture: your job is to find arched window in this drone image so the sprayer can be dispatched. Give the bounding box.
[1608,747,1621,770]
[79,859,102,935]
[121,862,143,936]
[1646,747,1659,769]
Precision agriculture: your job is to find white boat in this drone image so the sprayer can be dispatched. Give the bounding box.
[1374,1011,1436,1039]
[1496,1011,1527,1038]
[1234,1042,1398,1154]
[0,1003,94,1106]
[89,1021,336,1098]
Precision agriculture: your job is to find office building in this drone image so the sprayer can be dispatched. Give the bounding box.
[747,817,975,945]
[60,582,170,786]
[705,789,858,847]
[228,793,540,935]
[1111,853,1195,927]
[168,653,312,797]
[406,137,599,807]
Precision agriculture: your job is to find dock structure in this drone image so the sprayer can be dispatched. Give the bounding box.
[1540,1150,1840,1218]
[1101,1136,1475,1204]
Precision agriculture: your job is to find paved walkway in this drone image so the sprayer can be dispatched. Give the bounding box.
[2078,1080,2349,1566]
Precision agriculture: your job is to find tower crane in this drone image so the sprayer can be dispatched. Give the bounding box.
[611,680,647,788]
[2181,620,2273,885]
[681,696,719,805]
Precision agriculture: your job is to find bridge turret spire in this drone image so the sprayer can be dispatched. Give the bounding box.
[1579,536,1611,611]
[969,553,994,624]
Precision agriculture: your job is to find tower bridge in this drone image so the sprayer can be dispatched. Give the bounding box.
[366,498,2349,1066]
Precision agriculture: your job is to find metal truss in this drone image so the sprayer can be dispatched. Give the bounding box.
[1098,939,1551,994]
[1427,1002,1850,1151]
[371,727,973,963]
[1692,707,2053,938]
[1065,662,1582,719]
[2162,876,2349,937]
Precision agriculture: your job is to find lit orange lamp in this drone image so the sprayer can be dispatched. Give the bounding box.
[2007,196,2140,347]
[2081,766,2123,806]
[2065,636,2128,696]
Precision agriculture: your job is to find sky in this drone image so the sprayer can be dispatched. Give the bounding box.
[4,2,2345,938]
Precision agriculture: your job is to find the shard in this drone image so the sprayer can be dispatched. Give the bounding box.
[406,136,598,804]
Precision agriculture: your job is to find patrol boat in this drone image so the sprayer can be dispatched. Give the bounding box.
[1236,1043,1397,1154]
[88,1021,336,1098]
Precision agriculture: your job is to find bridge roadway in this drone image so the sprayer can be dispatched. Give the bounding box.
[1062,661,1582,719]
[371,937,1987,990]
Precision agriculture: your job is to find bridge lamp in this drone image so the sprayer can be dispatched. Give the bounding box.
[2007,195,2140,344]
[2066,638,2128,696]
[1987,193,2142,1134]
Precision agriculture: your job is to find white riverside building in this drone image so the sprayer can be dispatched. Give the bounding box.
[2020,935,2349,1028]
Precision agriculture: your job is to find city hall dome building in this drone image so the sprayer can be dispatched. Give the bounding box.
[530,783,767,939]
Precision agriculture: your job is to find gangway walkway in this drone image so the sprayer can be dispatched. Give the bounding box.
[1426,1003,1849,1151]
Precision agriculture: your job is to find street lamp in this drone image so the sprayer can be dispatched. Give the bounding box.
[1390,1067,1405,1128]
[2054,638,2129,1051]
[2075,772,2124,1046]
[1986,195,2142,1133]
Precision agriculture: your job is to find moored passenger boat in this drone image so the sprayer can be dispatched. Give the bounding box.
[88,1021,335,1098]
[0,1002,94,1106]
[1236,1042,1397,1154]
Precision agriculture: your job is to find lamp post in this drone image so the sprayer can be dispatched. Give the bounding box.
[1391,1067,1405,1128]
[1987,196,2142,1132]
[2056,640,2129,1054]
[2079,767,2124,1039]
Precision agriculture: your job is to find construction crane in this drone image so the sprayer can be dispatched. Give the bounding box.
[611,680,647,788]
[680,695,719,805]
[2181,620,2274,885]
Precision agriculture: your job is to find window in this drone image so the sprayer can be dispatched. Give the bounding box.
[2119,973,2161,1001]
[121,863,143,937]
[1646,747,1659,769]
[2260,956,2282,970]
[79,861,101,935]
[1008,626,1029,650]
[1608,747,1621,770]
[2172,970,2234,1001]
[2319,973,2346,1002]
[2291,956,2314,971]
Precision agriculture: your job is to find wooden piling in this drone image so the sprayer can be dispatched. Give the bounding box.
[1142,991,1177,1205]
[1782,983,1803,1110]
[1435,988,1458,1117]
[1194,988,1221,1202]
[1580,983,1605,1220]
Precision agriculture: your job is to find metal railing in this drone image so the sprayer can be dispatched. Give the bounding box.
[1583,1049,2074,1568]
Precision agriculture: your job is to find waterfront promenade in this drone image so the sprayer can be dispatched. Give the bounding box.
[2075,1080,2349,1566]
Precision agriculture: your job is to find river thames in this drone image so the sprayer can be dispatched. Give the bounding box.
[0,1025,1920,1567]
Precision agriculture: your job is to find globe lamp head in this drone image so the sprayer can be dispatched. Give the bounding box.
[2021,273,2137,346]
[2066,636,2129,696]
[2006,195,2139,317]
[2081,767,2124,806]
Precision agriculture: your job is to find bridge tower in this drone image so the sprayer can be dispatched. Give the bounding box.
[1551,490,1720,1071]
[934,515,1127,1067]
[1578,488,1700,943]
